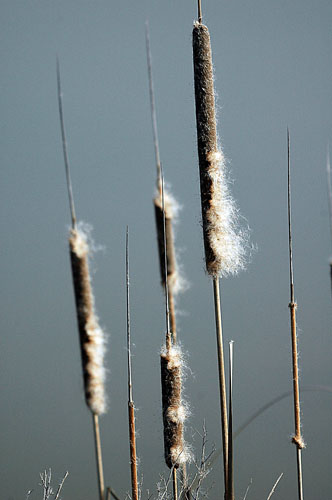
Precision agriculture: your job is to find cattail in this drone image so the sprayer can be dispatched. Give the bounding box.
[160,345,189,469]
[146,22,185,346]
[158,172,191,500]
[69,225,107,416]
[192,21,245,278]
[57,58,106,500]
[326,149,332,297]
[287,130,305,500]
[154,185,178,293]
[192,8,247,497]
[126,228,139,500]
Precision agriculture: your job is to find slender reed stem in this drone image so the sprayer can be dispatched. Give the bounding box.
[162,172,178,499]
[54,471,69,500]
[145,21,161,181]
[161,170,172,352]
[212,278,228,495]
[92,413,105,500]
[168,291,177,344]
[56,57,76,229]
[266,473,284,500]
[106,487,122,500]
[197,0,202,24]
[147,24,178,345]
[181,464,189,500]
[57,58,106,500]
[226,342,234,500]
[326,148,332,297]
[327,148,332,247]
[172,468,178,500]
[126,228,139,500]
[287,129,304,500]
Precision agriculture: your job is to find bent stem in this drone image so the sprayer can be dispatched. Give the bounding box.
[212,277,228,496]
[92,413,105,500]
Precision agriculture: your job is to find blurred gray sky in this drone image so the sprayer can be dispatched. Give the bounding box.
[1,1,331,499]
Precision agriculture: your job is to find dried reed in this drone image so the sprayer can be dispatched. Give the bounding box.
[57,59,106,500]
[146,22,180,341]
[287,129,305,500]
[227,342,234,500]
[160,344,189,471]
[326,149,332,297]
[192,2,248,494]
[146,25,191,495]
[159,173,191,500]
[192,13,228,498]
[126,228,139,500]
[69,227,107,416]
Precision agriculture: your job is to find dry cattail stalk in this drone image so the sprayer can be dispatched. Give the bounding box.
[126,228,139,500]
[154,186,178,294]
[146,22,185,341]
[192,9,246,496]
[192,21,245,278]
[57,58,106,500]
[160,345,190,469]
[326,149,332,296]
[158,173,191,500]
[69,225,107,416]
[287,129,305,500]
[227,341,234,500]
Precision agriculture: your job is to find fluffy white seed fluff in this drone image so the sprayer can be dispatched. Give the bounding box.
[205,150,247,277]
[170,443,193,467]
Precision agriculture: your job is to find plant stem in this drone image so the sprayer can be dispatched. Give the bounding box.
[92,413,105,500]
[128,403,139,500]
[56,57,76,229]
[126,228,139,500]
[212,277,228,496]
[106,487,122,500]
[172,468,178,500]
[326,149,332,298]
[169,290,177,345]
[227,342,234,500]
[287,129,304,500]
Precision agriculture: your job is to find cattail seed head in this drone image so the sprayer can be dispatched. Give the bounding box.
[193,22,246,277]
[69,225,106,415]
[160,345,191,468]
[154,186,178,292]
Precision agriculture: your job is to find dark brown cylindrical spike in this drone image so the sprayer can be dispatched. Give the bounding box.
[69,228,106,415]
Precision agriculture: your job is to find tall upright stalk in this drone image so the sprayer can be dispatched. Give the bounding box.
[146,22,178,341]
[57,58,106,500]
[212,278,228,493]
[192,3,246,495]
[159,172,191,500]
[227,342,234,500]
[326,149,332,297]
[287,129,305,500]
[126,228,139,500]
[146,26,191,496]
[161,172,178,500]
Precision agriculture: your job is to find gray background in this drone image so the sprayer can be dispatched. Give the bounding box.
[1,1,331,498]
